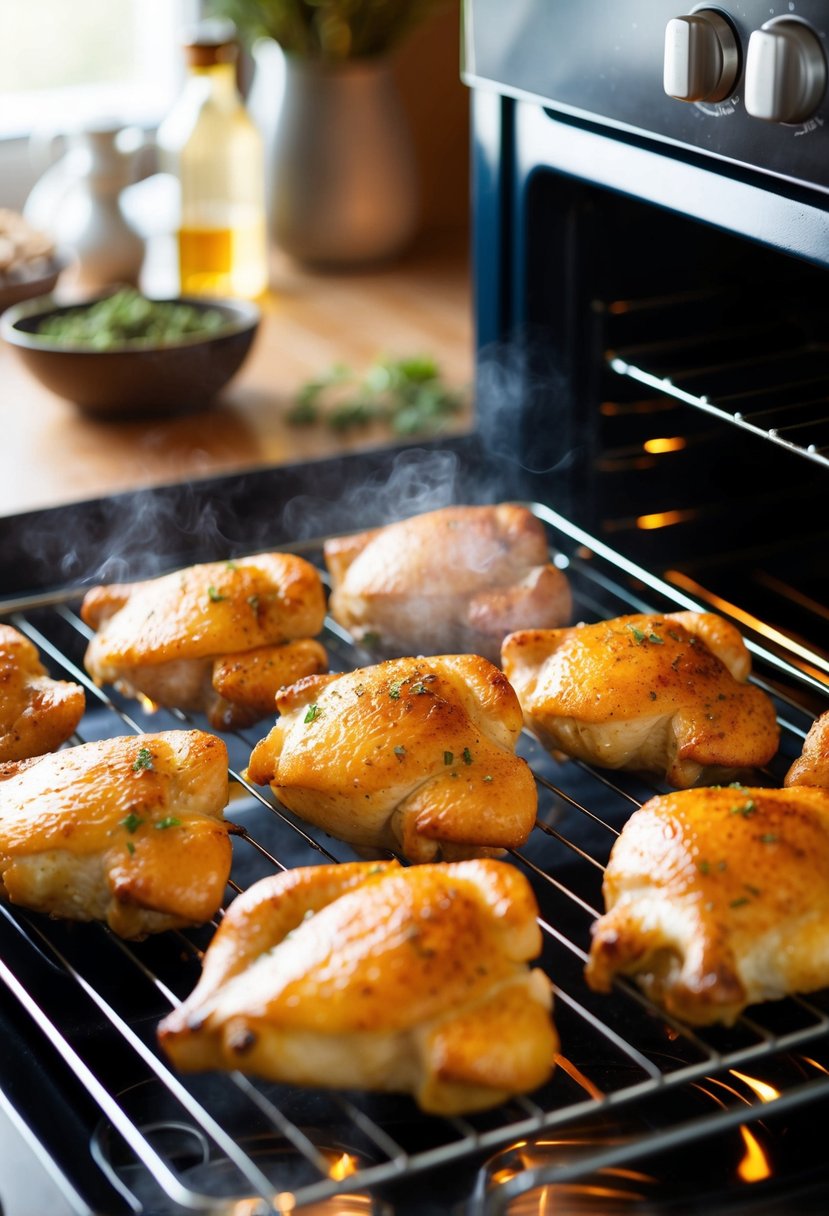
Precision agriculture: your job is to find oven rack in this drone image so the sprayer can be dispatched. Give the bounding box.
[607,337,829,470]
[0,509,827,1216]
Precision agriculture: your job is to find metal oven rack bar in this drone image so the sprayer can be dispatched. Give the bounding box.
[1,507,827,1216]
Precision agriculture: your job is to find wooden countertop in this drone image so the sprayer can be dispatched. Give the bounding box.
[1,229,473,519]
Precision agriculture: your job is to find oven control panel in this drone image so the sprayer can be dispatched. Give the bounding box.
[463,0,829,194]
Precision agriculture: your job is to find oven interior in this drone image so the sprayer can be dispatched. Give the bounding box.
[474,160,829,694]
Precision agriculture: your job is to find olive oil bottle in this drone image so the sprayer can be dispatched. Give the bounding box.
[158,21,268,300]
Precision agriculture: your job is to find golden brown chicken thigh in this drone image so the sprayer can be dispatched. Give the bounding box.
[82,554,327,729]
[0,624,85,761]
[246,654,538,861]
[0,730,232,938]
[501,611,779,788]
[785,711,829,788]
[158,858,557,1114]
[324,503,571,662]
[586,784,829,1025]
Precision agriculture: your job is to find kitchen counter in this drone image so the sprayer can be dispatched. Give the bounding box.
[0,228,473,520]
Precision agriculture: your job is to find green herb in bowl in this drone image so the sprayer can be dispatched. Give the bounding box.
[34,288,226,350]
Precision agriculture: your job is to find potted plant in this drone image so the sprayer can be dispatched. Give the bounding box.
[210,0,449,266]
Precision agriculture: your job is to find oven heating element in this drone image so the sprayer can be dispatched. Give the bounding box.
[1,506,827,1216]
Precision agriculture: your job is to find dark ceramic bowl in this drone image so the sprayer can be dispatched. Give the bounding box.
[0,293,260,418]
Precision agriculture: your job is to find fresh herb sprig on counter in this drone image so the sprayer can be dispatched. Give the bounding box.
[287,355,467,436]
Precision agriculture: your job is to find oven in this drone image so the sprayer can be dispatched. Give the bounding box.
[1,2,829,1213]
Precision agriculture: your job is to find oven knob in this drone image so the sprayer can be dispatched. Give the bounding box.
[664,10,740,102]
[745,17,827,122]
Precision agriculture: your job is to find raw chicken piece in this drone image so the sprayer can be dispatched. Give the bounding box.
[82,553,327,729]
[501,611,779,788]
[324,503,571,662]
[0,730,232,938]
[586,784,829,1025]
[785,711,829,788]
[158,858,557,1114]
[0,624,85,761]
[246,654,537,862]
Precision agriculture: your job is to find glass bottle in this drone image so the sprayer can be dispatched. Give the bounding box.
[157,22,268,300]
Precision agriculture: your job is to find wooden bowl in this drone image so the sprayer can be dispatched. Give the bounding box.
[0,293,260,418]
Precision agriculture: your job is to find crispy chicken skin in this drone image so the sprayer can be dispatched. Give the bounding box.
[323,504,571,662]
[785,712,829,789]
[246,654,538,862]
[501,611,779,788]
[586,784,829,1025]
[81,554,327,729]
[0,624,85,761]
[158,859,557,1114]
[0,730,232,938]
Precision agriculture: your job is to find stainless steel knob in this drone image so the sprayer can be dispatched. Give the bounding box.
[664,10,740,102]
[745,17,827,122]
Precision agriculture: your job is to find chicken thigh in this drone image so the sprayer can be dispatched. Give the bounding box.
[0,730,232,938]
[586,784,829,1025]
[785,711,829,788]
[501,611,779,788]
[82,553,327,729]
[246,654,538,861]
[324,503,571,662]
[0,624,85,761]
[158,858,557,1114]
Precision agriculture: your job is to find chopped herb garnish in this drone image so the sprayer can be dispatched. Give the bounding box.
[697,859,711,875]
[730,896,750,909]
[729,782,748,790]
[368,864,385,875]
[247,594,259,611]
[759,832,778,844]
[648,632,664,645]
[627,624,646,644]
[411,682,427,695]
[444,751,454,765]
[207,585,226,603]
[121,812,144,833]
[462,747,473,765]
[155,816,181,830]
[744,883,762,897]
[649,690,657,701]
[717,860,728,871]
[483,774,493,783]
[225,559,238,570]
[304,704,320,724]
[355,683,365,697]
[389,681,402,700]
[393,745,406,761]
[730,800,757,818]
[126,841,135,856]
[667,629,683,642]
[132,746,153,772]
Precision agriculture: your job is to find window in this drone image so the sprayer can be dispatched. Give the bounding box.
[0,0,198,139]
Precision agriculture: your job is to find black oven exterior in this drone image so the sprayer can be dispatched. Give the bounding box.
[463,0,829,683]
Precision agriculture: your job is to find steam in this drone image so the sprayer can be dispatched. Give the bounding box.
[2,327,579,596]
[282,447,465,541]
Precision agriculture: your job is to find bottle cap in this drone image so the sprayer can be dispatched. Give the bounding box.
[182,18,238,67]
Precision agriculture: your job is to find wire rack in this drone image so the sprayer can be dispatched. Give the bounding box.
[607,324,829,470]
[1,505,828,1216]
